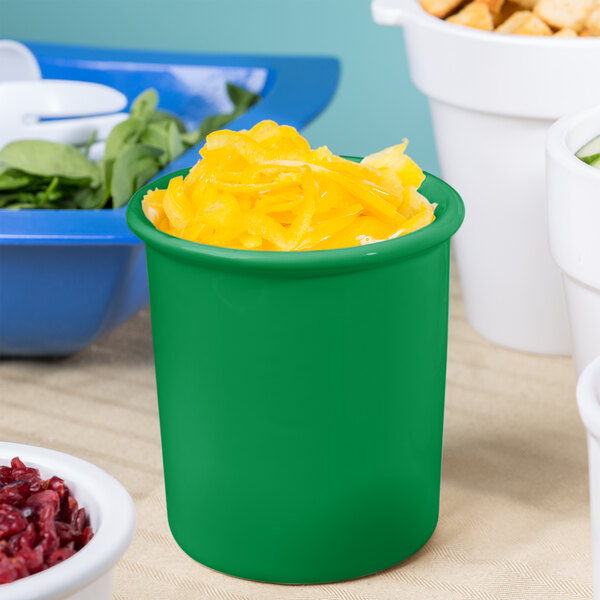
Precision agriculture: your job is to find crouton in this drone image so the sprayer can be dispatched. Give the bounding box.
[495,9,554,33]
[447,1,495,28]
[508,0,537,10]
[475,0,505,15]
[534,0,593,31]
[420,0,467,18]
[493,1,521,25]
[553,26,580,34]
[585,7,600,33]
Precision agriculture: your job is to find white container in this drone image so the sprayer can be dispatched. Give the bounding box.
[547,106,600,375]
[577,356,600,599]
[0,442,136,600]
[371,0,600,354]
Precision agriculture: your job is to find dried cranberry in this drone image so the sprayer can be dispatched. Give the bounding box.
[47,547,76,568]
[0,468,11,487]
[0,505,27,539]
[37,505,59,559]
[0,481,30,507]
[48,477,67,500]
[0,556,18,584]
[19,523,36,550]
[0,458,94,585]
[70,508,86,533]
[25,490,60,516]
[80,526,94,548]
[17,545,44,574]
[55,522,76,544]
[9,459,25,472]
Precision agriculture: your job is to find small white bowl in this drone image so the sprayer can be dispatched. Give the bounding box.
[577,356,600,599]
[547,105,600,375]
[0,442,136,600]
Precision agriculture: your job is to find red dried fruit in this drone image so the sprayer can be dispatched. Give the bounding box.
[0,458,94,585]
[0,556,18,584]
[80,526,94,547]
[18,545,44,574]
[48,477,66,499]
[10,459,25,472]
[0,505,27,539]
[47,547,76,567]
[0,481,30,507]
[70,507,86,533]
[19,523,36,550]
[25,490,60,516]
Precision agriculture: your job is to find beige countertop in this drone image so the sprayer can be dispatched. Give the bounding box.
[0,266,591,599]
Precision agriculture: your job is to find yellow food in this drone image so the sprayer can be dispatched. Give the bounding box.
[422,0,600,35]
[142,121,435,251]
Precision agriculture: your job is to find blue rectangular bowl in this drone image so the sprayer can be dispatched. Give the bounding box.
[0,43,339,356]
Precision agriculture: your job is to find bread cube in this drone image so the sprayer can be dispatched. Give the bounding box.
[495,10,553,33]
[493,1,520,25]
[508,0,536,10]
[447,1,495,29]
[420,0,467,18]
[553,26,579,34]
[475,0,505,15]
[585,7,600,33]
[534,0,593,31]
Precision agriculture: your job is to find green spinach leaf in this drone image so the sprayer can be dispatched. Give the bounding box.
[0,140,101,187]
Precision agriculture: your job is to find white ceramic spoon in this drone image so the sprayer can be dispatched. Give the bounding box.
[0,40,41,82]
[0,80,129,157]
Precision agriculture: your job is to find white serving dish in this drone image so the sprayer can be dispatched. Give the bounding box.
[0,442,136,600]
[577,356,600,599]
[547,106,600,375]
[371,0,600,355]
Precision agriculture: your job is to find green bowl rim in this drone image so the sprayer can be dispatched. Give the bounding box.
[126,166,465,273]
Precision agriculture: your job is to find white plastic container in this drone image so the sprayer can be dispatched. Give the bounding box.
[577,356,600,599]
[547,106,600,375]
[371,0,600,354]
[0,442,136,600]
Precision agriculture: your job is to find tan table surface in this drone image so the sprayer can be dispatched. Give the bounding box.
[0,267,592,600]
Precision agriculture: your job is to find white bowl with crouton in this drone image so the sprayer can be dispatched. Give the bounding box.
[372,0,600,355]
[577,355,600,599]
[547,105,600,375]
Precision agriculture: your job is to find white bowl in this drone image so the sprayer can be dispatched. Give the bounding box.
[547,106,600,375]
[371,0,600,355]
[0,442,136,600]
[577,356,600,599]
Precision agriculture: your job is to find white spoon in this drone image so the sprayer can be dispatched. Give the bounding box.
[0,79,129,155]
[0,40,41,82]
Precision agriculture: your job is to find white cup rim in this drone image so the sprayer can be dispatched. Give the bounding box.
[577,355,600,440]
[0,442,136,600]
[547,104,600,180]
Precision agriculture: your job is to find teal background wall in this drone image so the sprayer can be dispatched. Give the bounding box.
[0,0,439,173]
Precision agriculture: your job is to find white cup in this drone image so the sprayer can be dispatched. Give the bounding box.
[577,356,600,599]
[371,0,600,354]
[547,106,600,375]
